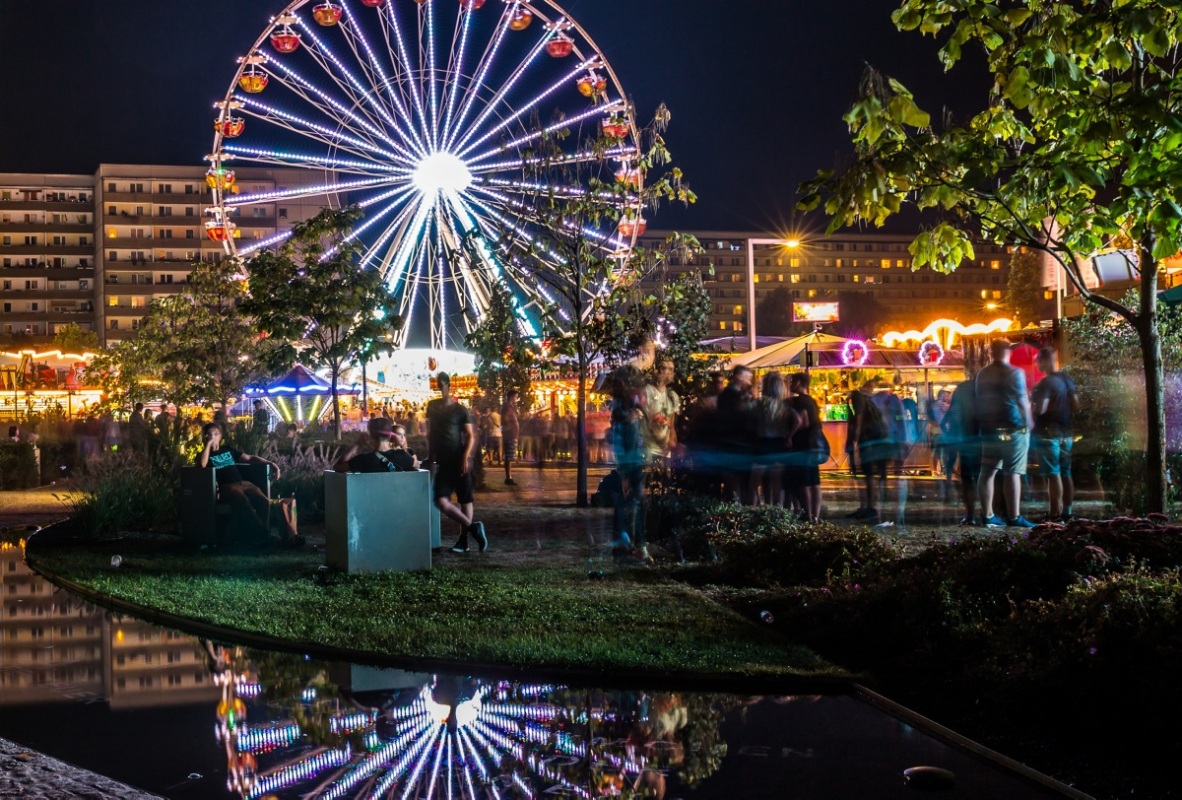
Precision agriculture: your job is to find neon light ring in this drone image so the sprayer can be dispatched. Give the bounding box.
[841,339,870,367]
[918,340,944,366]
[209,0,642,351]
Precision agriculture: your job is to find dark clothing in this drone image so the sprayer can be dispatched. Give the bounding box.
[128,412,148,447]
[207,445,245,485]
[253,408,269,431]
[974,362,1028,431]
[942,380,978,445]
[716,384,753,450]
[1032,371,1076,437]
[433,460,474,504]
[346,449,417,473]
[427,398,471,459]
[786,394,823,489]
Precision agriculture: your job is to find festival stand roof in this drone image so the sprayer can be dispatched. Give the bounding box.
[726,332,964,370]
[260,365,360,396]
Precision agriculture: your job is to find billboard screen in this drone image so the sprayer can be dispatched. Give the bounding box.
[791,301,840,323]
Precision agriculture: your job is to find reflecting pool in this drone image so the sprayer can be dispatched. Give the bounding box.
[0,537,1081,798]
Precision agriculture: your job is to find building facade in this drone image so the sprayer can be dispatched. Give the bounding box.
[0,165,329,348]
[637,230,1048,338]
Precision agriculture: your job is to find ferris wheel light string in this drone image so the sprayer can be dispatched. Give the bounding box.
[384,195,434,292]
[441,4,518,152]
[426,0,442,151]
[248,745,351,798]
[230,174,403,205]
[467,143,636,175]
[438,0,476,146]
[221,143,410,175]
[321,184,417,259]
[325,715,438,800]
[338,1,431,156]
[381,0,433,151]
[257,56,410,157]
[236,94,417,165]
[237,229,293,257]
[292,15,412,145]
[451,27,555,155]
[421,724,449,800]
[356,196,421,280]
[455,59,587,159]
[467,99,625,164]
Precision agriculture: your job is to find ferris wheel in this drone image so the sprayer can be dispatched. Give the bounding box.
[208,0,643,352]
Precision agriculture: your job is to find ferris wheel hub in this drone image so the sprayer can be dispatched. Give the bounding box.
[412,152,473,197]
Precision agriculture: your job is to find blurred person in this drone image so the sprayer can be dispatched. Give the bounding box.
[427,372,487,554]
[848,379,889,522]
[128,402,148,453]
[928,389,953,496]
[872,380,913,529]
[975,339,1034,528]
[788,372,824,522]
[750,371,794,506]
[942,377,982,525]
[716,365,755,503]
[501,390,520,485]
[484,405,502,466]
[609,365,648,560]
[252,399,270,432]
[643,356,681,465]
[537,410,554,468]
[101,411,122,453]
[1031,347,1078,521]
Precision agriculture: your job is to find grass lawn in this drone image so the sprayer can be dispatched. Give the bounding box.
[27,538,836,679]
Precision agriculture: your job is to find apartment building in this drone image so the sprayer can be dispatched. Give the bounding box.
[637,230,1045,337]
[0,165,330,348]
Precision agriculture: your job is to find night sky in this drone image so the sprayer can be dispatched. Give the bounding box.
[0,0,983,232]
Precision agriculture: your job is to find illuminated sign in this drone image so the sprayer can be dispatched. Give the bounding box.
[791,301,840,323]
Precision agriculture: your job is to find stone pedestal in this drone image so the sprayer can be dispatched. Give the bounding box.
[324,471,434,573]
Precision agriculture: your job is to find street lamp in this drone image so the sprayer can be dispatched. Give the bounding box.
[744,237,802,352]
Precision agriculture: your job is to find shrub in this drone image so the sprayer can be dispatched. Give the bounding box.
[0,442,39,490]
[264,441,339,524]
[68,454,177,538]
[37,440,81,484]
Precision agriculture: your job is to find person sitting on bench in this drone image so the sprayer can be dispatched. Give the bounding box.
[334,417,420,472]
[198,422,301,545]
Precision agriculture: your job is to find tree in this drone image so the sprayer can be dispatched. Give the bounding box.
[244,207,402,437]
[497,105,696,507]
[52,323,98,354]
[799,0,1182,513]
[464,281,539,409]
[88,259,260,413]
[834,290,891,339]
[755,287,796,336]
[1005,249,1043,327]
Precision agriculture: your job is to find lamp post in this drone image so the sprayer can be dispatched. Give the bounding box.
[744,237,801,352]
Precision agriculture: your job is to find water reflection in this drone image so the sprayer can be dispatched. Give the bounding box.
[211,645,735,799]
[1,531,1072,798]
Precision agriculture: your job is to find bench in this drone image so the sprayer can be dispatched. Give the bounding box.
[178,464,270,546]
[323,470,440,574]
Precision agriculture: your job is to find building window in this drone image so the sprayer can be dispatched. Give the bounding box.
[278,208,288,219]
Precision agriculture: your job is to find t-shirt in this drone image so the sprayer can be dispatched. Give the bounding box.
[975,362,1028,431]
[643,384,681,456]
[345,448,417,473]
[850,390,887,446]
[206,445,245,485]
[1032,372,1076,437]
[942,380,978,446]
[426,398,471,461]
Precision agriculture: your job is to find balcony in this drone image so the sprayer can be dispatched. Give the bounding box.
[101,283,160,295]
[0,198,92,212]
[0,222,92,234]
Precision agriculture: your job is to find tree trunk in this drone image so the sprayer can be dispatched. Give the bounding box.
[576,346,589,508]
[330,365,341,441]
[1137,255,1168,514]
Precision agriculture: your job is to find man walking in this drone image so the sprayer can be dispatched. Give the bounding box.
[1031,347,1078,521]
[975,339,1035,528]
[427,372,487,553]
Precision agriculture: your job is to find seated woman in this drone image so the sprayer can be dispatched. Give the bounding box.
[334,417,420,472]
[198,422,301,546]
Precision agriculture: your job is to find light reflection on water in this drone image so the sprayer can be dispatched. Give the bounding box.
[0,531,1074,799]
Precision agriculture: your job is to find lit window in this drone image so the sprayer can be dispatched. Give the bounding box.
[991,260,1001,269]
[981,289,988,298]
[853,275,861,283]
[882,259,891,268]
[835,259,844,268]
[733,305,744,315]
[992,290,1002,299]
[808,289,817,298]
[790,275,800,284]
[719,321,728,330]
[790,258,800,268]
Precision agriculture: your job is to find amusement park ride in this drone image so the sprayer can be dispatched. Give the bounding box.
[206,0,644,354]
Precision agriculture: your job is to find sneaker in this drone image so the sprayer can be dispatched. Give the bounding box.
[469,521,488,552]
[1006,516,1036,529]
[449,538,469,554]
[855,507,880,520]
[983,515,1006,528]
[504,478,517,486]
[873,520,895,529]
[958,517,976,526]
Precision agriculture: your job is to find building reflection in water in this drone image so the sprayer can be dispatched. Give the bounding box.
[0,537,217,711]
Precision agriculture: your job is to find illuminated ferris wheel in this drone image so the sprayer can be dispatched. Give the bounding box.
[208,0,643,351]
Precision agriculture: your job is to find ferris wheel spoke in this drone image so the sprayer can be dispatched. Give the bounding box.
[338,1,431,157]
[326,186,419,259]
[220,142,410,179]
[292,17,399,138]
[438,3,476,151]
[424,0,443,150]
[441,2,516,152]
[467,143,635,176]
[227,176,403,209]
[355,193,420,277]
[470,183,629,262]
[234,96,415,167]
[451,32,556,157]
[377,2,432,150]
[465,100,623,167]
[251,59,407,155]
[237,229,294,258]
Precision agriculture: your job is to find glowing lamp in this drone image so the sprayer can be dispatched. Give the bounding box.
[312,3,343,25]
[577,73,607,98]
[617,216,647,238]
[238,71,269,93]
[270,30,301,53]
[918,340,945,366]
[842,339,870,367]
[508,7,532,29]
[458,0,486,9]
[601,115,629,139]
[215,117,245,137]
[546,35,574,58]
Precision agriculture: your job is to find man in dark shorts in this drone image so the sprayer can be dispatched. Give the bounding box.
[198,422,300,545]
[1031,347,1078,520]
[334,417,420,473]
[427,372,487,554]
[942,378,982,525]
[849,379,889,522]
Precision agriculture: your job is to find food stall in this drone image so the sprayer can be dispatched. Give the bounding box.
[0,349,101,421]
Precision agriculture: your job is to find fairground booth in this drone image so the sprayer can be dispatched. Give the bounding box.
[0,349,100,421]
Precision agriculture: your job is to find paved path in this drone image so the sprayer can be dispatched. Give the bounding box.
[0,736,161,799]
